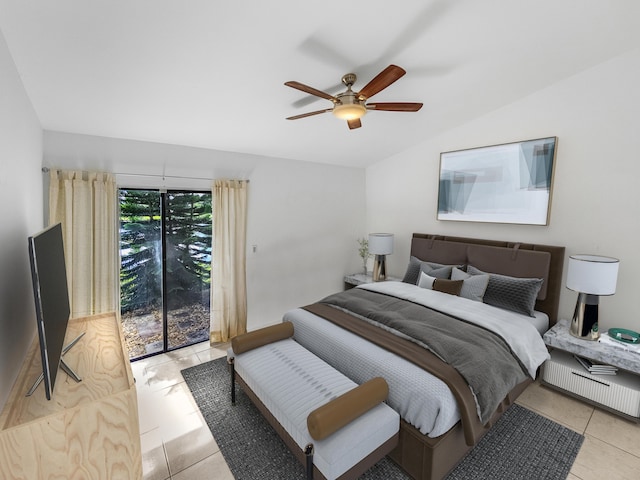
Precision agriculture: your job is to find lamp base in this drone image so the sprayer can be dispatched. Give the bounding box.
[569,293,600,340]
[372,255,387,282]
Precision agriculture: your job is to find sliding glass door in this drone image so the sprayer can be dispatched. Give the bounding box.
[120,190,163,358]
[119,189,212,360]
[164,192,212,350]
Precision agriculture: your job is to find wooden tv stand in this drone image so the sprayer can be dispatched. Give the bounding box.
[0,312,142,479]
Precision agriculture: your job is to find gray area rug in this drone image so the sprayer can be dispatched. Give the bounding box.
[182,357,583,479]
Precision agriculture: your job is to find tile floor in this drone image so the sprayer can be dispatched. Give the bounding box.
[133,341,640,480]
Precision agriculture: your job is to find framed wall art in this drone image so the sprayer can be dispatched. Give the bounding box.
[437,137,557,225]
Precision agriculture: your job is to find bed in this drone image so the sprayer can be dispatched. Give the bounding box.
[283,233,565,480]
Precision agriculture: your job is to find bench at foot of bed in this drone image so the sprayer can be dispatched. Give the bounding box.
[228,323,400,480]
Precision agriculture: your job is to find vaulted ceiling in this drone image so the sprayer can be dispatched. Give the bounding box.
[1,0,639,167]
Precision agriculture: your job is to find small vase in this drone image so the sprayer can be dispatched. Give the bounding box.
[363,264,367,276]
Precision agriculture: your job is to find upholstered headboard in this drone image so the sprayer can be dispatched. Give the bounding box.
[410,233,565,326]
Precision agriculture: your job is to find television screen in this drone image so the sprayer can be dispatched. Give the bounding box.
[28,223,71,400]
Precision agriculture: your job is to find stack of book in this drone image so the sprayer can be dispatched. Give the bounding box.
[573,354,618,375]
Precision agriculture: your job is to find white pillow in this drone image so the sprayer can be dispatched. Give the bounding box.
[417,271,436,289]
[451,267,489,302]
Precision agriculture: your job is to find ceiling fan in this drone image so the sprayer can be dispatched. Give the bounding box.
[284,65,423,130]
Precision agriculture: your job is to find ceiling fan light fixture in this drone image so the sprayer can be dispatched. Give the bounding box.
[285,65,420,128]
[332,103,367,121]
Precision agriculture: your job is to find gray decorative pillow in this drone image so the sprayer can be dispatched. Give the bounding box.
[451,267,489,302]
[402,256,455,284]
[419,263,453,280]
[467,265,543,317]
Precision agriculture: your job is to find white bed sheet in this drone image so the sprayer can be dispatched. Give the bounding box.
[529,310,550,335]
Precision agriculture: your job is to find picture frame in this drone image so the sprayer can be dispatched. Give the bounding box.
[437,137,557,225]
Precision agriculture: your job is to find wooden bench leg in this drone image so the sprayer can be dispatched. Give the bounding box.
[228,358,236,405]
[305,444,314,479]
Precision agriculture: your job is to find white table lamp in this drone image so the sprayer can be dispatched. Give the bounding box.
[368,233,394,282]
[566,254,619,340]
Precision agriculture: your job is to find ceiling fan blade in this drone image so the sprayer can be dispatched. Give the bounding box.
[292,83,343,108]
[379,2,453,61]
[286,108,332,120]
[284,81,337,102]
[357,65,406,100]
[347,118,362,130]
[367,102,423,112]
[298,36,354,71]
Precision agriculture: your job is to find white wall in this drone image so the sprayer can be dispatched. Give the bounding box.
[245,157,365,327]
[44,131,366,332]
[0,30,43,410]
[367,48,640,332]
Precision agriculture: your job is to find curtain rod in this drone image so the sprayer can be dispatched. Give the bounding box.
[41,167,249,183]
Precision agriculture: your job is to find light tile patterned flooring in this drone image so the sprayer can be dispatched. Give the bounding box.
[133,341,640,480]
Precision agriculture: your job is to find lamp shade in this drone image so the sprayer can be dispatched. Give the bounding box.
[566,254,619,295]
[368,233,394,255]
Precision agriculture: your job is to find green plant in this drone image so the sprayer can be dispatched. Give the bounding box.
[357,237,370,273]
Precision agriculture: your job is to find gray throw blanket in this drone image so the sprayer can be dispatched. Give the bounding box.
[320,288,528,424]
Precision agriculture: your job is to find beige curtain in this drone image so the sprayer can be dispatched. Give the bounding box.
[49,170,118,318]
[210,179,248,343]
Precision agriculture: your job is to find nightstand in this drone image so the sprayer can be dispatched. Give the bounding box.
[542,319,640,421]
[343,273,401,290]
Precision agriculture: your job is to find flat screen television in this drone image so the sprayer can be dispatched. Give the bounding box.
[28,222,72,400]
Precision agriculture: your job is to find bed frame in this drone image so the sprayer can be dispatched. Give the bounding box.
[384,233,565,479]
